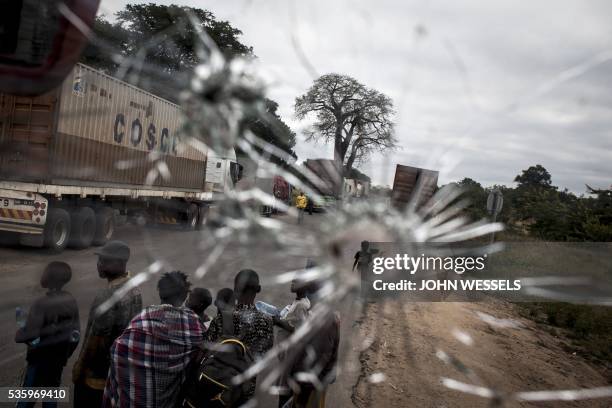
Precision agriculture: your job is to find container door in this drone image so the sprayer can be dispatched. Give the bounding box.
[0,92,56,181]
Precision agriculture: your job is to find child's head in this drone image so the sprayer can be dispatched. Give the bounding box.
[290,277,309,298]
[215,288,235,311]
[41,261,72,290]
[157,271,191,307]
[361,240,370,251]
[234,269,261,301]
[186,287,213,315]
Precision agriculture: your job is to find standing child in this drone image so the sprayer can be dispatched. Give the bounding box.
[352,240,379,275]
[187,287,213,330]
[284,278,340,408]
[15,261,80,408]
[273,277,311,408]
[206,270,274,403]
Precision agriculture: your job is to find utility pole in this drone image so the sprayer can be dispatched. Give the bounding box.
[487,189,503,244]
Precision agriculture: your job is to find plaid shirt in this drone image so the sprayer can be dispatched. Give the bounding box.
[102,305,204,408]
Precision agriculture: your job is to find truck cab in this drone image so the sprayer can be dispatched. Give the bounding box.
[204,149,242,194]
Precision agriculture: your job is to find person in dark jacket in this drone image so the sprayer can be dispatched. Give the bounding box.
[15,261,80,408]
[282,279,340,408]
[305,195,314,215]
[72,241,142,408]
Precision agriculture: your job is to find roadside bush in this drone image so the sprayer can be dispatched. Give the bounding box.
[520,302,612,364]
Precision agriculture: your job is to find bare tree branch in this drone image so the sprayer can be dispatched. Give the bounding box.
[294,73,396,187]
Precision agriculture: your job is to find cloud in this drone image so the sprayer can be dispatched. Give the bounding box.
[100,0,612,193]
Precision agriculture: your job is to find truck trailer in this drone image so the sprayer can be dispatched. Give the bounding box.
[0,63,240,251]
[391,164,439,210]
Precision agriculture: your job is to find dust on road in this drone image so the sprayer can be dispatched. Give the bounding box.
[353,299,610,408]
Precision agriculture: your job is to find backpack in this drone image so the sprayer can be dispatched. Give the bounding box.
[181,310,254,408]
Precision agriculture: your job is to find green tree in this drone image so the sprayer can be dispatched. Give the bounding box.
[80,4,296,158]
[241,98,297,158]
[81,17,130,73]
[115,4,252,71]
[514,164,554,189]
[455,178,487,220]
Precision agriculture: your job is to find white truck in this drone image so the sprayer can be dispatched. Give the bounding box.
[0,63,241,251]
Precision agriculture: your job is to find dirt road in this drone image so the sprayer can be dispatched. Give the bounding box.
[352,299,610,407]
[0,213,609,407]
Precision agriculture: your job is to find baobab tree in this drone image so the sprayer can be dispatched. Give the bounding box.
[295,73,396,194]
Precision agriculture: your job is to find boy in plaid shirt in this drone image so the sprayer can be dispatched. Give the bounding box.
[103,271,204,408]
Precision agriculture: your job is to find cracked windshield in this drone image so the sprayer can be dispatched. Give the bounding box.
[0,1,611,407]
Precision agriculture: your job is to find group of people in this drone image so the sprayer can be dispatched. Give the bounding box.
[14,240,339,408]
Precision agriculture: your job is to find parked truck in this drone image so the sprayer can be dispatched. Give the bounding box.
[0,63,241,251]
[391,164,439,210]
[235,154,291,216]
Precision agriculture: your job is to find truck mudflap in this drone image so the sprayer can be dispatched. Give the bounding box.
[0,189,47,234]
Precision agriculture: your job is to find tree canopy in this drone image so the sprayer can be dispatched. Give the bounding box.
[83,4,252,76]
[240,98,297,158]
[80,4,296,157]
[514,164,553,189]
[454,165,612,241]
[295,73,396,182]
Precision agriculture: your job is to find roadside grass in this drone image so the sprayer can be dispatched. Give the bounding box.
[477,232,612,371]
[518,302,612,369]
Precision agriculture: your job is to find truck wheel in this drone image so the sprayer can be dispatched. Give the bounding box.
[185,203,199,230]
[197,205,208,230]
[68,207,96,249]
[92,207,115,246]
[43,208,71,252]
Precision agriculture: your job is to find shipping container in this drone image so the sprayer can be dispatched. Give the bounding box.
[391,164,438,210]
[0,63,241,251]
[0,63,207,190]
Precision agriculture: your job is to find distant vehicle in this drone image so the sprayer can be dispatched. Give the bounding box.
[235,155,290,216]
[303,158,369,204]
[311,195,336,212]
[303,158,340,197]
[391,164,438,210]
[257,176,291,216]
[343,178,370,199]
[0,63,242,251]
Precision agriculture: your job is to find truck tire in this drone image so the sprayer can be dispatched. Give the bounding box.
[68,207,96,249]
[185,203,199,230]
[92,207,115,246]
[43,208,71,252]
[197,205,208,230]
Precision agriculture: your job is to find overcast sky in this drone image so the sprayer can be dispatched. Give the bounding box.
[100,0,612,192]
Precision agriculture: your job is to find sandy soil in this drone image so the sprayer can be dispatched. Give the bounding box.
[352,299,611,408]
